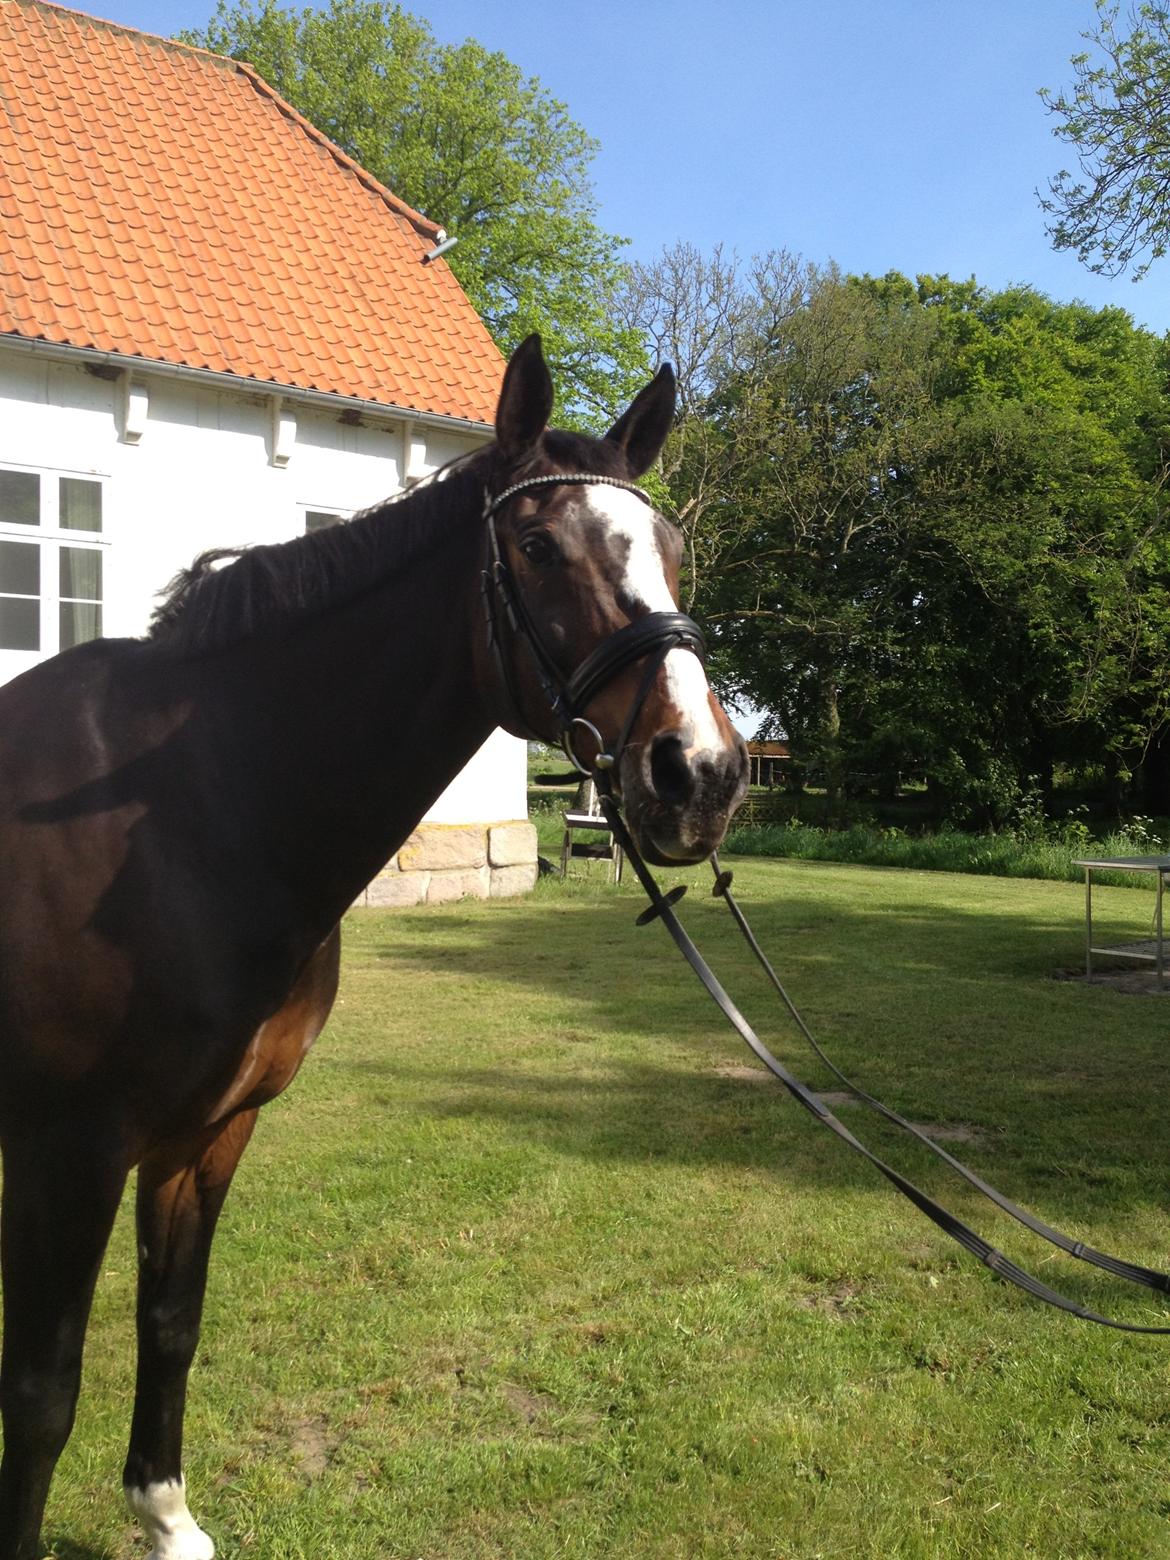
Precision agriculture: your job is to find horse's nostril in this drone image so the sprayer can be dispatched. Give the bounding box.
[649,732,694,806]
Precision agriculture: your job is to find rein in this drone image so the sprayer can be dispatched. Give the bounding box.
[596,777,1170,1334]
[482,470,1170,1330]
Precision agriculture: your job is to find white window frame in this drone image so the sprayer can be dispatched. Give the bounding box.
[0,463,109,676]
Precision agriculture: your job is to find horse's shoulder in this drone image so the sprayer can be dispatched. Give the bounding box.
[0,639,178,801]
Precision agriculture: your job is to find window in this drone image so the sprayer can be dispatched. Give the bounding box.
[304,508,348,533]
[0,467,106,655]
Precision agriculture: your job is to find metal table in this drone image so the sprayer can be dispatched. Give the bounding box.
[1072,854,1170,985]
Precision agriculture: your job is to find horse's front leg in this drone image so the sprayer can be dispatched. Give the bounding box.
[0,1122,129,1560]
[123,1108,258,1560]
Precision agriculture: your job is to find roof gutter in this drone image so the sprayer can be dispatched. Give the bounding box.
[0,333,496,440]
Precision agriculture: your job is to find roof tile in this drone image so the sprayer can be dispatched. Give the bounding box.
[0,0,502,423]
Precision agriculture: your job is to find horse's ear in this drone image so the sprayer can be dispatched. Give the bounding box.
[604,364,676,476]
[496,334,554,460]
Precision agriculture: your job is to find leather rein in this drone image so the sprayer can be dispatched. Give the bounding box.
[482,473,1170,1334]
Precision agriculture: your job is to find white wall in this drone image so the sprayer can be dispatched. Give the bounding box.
[0,347,527,825]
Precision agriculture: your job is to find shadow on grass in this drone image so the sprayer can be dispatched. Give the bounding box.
[340,875,1170,1230]
[372,873,1141,990]
[42,1539,114,1560]
[358,1048,1170,1222]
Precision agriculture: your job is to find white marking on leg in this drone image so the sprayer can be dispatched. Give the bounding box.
[583,486,724,752]
[125,1479,215,1560]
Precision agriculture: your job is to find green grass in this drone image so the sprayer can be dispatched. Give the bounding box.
[38,858,1170,1558]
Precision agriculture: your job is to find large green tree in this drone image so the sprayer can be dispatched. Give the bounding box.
[639,260,1170,820]
[182,0,648,417]
[1040,2,1170,278]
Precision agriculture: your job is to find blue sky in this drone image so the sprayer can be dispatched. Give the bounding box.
[92,0,1170,336]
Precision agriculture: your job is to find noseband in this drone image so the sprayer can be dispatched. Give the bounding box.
[481,473,707,772]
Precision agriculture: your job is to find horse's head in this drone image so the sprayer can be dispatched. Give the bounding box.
[481,336,748,866]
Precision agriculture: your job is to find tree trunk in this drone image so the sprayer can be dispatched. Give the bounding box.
[821,678,845,825]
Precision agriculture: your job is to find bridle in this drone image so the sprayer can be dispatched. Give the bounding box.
[481,473,706,772]
[482,470,1170,1334]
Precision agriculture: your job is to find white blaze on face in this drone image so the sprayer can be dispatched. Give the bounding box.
[124,1479,215,1560]
[584,486,723,753]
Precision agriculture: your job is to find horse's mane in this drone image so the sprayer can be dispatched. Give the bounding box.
[146,428,630,659]
[147,455,489,657]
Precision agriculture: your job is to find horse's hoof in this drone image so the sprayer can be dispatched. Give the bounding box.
[125,1480,215,1560]
[145,1541,215,1560]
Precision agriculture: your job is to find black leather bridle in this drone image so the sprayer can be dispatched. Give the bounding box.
[481,473,706,772]
[484,470,1170,1333]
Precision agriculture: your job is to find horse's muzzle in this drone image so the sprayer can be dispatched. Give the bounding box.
[622,729,749,865]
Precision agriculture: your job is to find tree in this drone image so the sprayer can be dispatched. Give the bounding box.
[617,242,815,602]
[181,0,648,418]
[1040,2,1170,279]
[634,257,1170,820]
[695,272,948,814]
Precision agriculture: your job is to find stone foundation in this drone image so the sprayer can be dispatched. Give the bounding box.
[357,820,539,907]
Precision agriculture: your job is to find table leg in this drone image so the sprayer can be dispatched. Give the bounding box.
[1084,867,1093,980]
[1158,871,1165,988]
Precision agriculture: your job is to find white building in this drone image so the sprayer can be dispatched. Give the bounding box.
[0,0,537,902]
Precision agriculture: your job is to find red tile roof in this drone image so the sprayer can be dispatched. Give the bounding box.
[0,0,503,424]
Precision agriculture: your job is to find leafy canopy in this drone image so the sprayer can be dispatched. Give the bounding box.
[181,0,648,418]
[1040,2,1170,278]
[628,246,1170,819]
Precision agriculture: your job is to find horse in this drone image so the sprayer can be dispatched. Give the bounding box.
[0,335,748,1559]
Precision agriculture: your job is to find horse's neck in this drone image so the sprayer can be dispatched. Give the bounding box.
[189,522,496,922]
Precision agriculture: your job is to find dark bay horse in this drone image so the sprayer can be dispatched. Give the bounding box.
[0,336,747,1559]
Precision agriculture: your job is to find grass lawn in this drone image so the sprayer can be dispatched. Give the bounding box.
[42,857,1170,1559]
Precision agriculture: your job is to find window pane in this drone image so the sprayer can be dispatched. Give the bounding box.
[59,547,101,602]
[0,597,39,650]
[0,539,40,597]
[59,478,102,533]
[305,510,345,533]
[59,600,102,649]
[0,470,39,526]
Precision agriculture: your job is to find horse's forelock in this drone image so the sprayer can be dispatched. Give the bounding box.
[537,428,632,479]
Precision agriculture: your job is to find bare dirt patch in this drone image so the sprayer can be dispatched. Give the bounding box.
[500,1381,560,1424]
[289,1414,332,1479]
[715,1064,772,1084]
[714,1071,985,1143]
[908,1120,984,1144]
[795,1280,863,1318]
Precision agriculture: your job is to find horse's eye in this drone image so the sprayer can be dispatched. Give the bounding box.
[519,532,558,565]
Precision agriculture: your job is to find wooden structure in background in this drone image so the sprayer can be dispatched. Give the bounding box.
[746,739,792,787]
